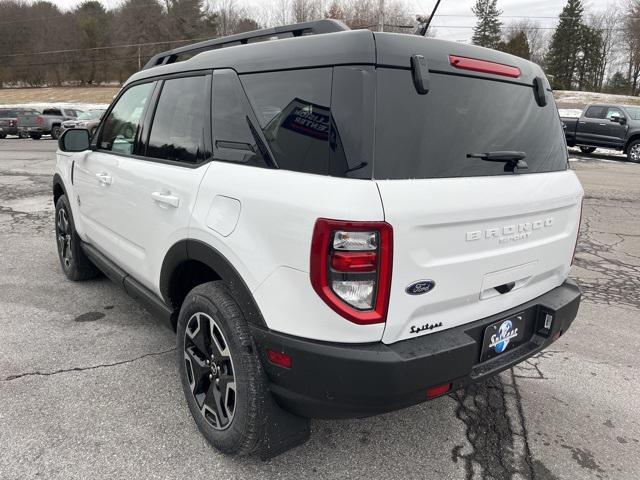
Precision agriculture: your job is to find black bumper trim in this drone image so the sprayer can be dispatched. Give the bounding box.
[250,279,581,419]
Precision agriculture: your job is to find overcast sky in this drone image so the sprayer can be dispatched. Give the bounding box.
[45,0,616,42]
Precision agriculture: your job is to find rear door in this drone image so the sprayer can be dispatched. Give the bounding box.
[373,67,583,344]
[576,105,608,145]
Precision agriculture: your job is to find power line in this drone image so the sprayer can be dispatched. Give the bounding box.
[0,36,214,59]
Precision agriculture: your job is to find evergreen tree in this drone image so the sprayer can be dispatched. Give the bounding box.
[471,0,503,49]
[498,31,530,60]
[545,0,585,90]
[576,25,604,91]
[606,71,630,94]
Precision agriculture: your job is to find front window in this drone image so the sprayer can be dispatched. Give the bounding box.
[100,82,154,155]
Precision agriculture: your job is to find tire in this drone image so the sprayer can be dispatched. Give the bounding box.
[55,195,99,281]
[0,133,6,139]
[18,131,29,139]
[30,133,42,140]
[579,146,596,154]
[51,126,61,140]
[628,140,640,163]
[177,281,265,456]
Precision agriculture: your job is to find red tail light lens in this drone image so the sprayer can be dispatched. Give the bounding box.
[36,115,44,125]
[427,383,452,399]
[449,55,521,78]
[310,219,393,325]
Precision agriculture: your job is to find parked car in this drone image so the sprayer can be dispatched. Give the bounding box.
[60,109,106,137]
[53,20,583,459]
[561,103,640,162]
[17,107,83,140]
[0,107,40,138]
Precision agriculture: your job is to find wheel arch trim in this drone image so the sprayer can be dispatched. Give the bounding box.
[160,239,267,327]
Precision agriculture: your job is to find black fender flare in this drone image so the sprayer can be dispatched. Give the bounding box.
[160,239,267,327]
[624,133,640,153]
[53,173,67,202]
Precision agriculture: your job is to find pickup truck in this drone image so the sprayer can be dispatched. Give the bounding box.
[17,107,83,140]
[0,108,39,138]
[561,104,640,163]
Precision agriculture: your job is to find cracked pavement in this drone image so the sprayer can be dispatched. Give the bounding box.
[1,139,639,479]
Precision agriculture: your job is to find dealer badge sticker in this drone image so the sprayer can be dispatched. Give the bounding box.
[490,319,519,354]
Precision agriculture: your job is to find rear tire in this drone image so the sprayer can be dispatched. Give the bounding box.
[579,146,596,154]
[51,125,61,140]
[30,133,42,140]
[55,195,99,281]
[628,140,640,163]
[0,133,6,139]
[177,281,266,456]
[18,131,29,139]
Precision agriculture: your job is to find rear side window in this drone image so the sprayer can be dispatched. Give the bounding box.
[241,68,336,175]
[374,70,568,179]
[147,75,208,164]
[43,108,62,116]
[100,82,154,155]
[585,106,606,119]
[626,106,640,120]
[212,70,270,168]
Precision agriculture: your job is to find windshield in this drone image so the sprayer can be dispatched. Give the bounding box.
[77,110,101,120]
[625,106,640,120]
[374,69,568,179]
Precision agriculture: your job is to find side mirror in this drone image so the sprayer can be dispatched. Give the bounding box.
[58,128,91,152]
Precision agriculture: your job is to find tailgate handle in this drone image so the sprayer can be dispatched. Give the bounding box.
[494,282,516,294]
[410,55,429,95]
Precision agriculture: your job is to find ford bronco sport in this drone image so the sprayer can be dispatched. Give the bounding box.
[53,20,583,458]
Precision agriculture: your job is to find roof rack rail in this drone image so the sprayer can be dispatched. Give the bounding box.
[143,19,350,70]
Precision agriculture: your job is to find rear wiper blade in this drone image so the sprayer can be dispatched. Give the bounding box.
[466,151,528,172]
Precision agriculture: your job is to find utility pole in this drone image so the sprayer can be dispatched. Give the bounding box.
[378,0,384,32]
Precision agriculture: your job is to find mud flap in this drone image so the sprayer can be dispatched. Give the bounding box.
[259,392,310,460]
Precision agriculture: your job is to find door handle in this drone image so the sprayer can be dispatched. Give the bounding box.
[151,191,180,208]
[96,172,112,185]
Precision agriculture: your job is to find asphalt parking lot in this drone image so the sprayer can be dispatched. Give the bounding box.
[0,138,638,480]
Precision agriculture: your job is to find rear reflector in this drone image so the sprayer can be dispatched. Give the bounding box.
[449,55,521,78]
[267,349,292,369]
[427,383,452,399]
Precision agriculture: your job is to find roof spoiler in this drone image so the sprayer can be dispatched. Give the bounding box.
[143,19,350,70]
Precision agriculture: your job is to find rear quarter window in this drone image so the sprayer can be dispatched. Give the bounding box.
[374,69,568,180]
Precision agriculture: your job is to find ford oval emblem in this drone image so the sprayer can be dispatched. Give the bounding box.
[406,280,436,295]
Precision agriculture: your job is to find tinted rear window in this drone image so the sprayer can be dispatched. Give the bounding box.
[241,68,342,176]
[0,109,16,117]
[374,70,568,180]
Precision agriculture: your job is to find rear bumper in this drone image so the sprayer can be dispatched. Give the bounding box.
[251,278,581,419]
[0,126,18,135]
[18,127,45,133]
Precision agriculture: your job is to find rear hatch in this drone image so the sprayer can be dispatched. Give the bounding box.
[372,35,583,344]
[17,112,41,128]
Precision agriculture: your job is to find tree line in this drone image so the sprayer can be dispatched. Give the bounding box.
[1,0,639,96]
[472,0,640,95]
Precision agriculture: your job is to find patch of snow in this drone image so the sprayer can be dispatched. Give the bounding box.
[0,102,110,112]
[554,90,640,106]
[558,108,582,118]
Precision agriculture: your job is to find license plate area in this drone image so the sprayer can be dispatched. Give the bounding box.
[480,312,528,362]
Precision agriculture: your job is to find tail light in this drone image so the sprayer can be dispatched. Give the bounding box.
[9,119,17,127]
[36,115,44,125]
[571,198,584,266]
[310,219,393,325]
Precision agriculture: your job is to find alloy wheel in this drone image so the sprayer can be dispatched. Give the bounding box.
[630,144,640,163]
[56,207,73,269]
[183,312,237,430]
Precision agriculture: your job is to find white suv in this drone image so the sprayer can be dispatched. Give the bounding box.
[53,20,583,459]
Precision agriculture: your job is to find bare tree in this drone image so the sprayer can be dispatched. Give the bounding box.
[503,20,549,65]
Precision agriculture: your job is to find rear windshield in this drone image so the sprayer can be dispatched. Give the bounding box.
[0,109,17,117]
[374,69,568,180]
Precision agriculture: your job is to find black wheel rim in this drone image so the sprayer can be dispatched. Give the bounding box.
[56,207,73,269]
[184,312,236,430]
